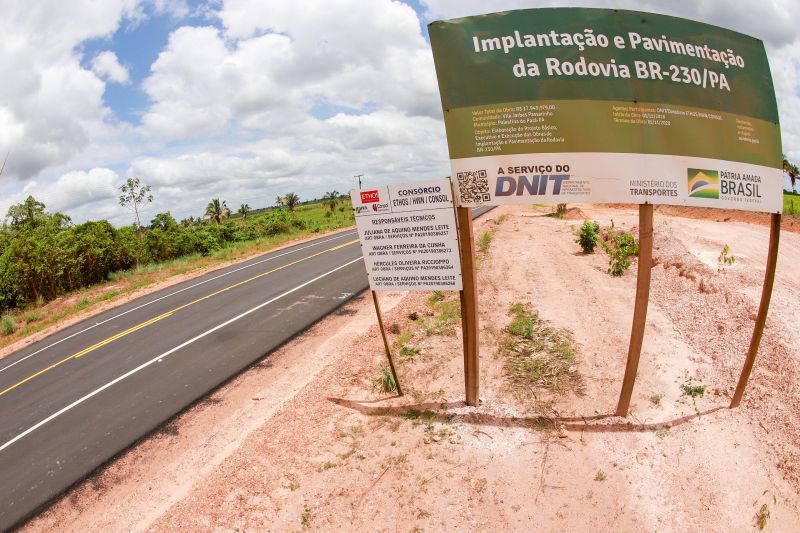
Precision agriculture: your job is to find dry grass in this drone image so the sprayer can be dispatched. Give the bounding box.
[500,303,584,404]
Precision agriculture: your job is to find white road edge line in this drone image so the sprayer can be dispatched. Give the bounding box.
[0,231,358,376]
[0,256,363,454]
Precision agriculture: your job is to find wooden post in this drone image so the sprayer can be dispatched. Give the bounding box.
[456,207,480,406]
[730,213,781,408]
[371,290,403,396]
[616,203,654,417]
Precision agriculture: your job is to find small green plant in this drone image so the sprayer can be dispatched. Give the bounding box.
[755,503,770,530]
[649,393,663,407]
[718,244,735,270]
[1,313,17,336]
[601,229,640,276]
[372,365,398,393]
[400,345,421,359]
[477,229,494,254]
[301,504,312,529]
[594,470,607,481]
[681,383,706,398]
[576,220,600,253]
[427,291,445,305]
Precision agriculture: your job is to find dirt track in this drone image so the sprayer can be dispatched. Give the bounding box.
[24,205,800,532]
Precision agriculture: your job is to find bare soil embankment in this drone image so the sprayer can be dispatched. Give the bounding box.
[24,205,800,532]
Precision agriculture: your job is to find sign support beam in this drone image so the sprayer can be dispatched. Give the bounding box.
[730,212,781,408]
[616,203,654,417]
[371,290,403,397]
[457,207,479,406]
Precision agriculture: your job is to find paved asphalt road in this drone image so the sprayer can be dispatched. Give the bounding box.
[0,207,491,530]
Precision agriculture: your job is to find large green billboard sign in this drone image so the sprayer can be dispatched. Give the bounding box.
[429,8,783,212]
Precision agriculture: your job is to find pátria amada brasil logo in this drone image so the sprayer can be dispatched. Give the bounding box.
[687,169,719,199]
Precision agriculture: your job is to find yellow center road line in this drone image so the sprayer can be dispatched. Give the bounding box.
[0,239,360,399]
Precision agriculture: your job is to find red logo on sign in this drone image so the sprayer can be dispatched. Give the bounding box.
[361,190,380,203]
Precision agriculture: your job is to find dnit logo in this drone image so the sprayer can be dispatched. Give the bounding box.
[687,169,719,199]
[360,190,380,203]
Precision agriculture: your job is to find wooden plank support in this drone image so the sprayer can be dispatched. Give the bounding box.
[730,212,781,408]
[616,203,654,417]
[456,206,480,406]
[372,290,403,396]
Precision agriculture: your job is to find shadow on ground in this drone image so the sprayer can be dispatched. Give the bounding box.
[329,396,726,433]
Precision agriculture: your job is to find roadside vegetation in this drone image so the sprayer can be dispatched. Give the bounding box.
[575,219,600,253]
[784,192,799,216]
[599,225,640,276]
[0,185,353,344]
[499,303,583,405]
[784,154,799,216]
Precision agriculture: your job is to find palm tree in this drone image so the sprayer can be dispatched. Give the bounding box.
[205,198,231,224]
[283,192,300,211]
[322,190,339,212]
[238,203,251,220]
[275,195,285,208]
[783,155,797,193]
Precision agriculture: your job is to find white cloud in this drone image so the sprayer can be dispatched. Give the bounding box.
[40,168,120,213]
[0,0,140,180]
[3,0,798,227]
[91,51,131,84]
[140,0,438,142]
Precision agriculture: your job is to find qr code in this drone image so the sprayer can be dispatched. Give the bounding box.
[457,170,490,204]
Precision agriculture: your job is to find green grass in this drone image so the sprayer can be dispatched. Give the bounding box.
[399,345,420,359]
[372,365,398,393]
[421,298,461,336]
[784,191,800,216]
[477,229,494,254]
[501,303,583,401]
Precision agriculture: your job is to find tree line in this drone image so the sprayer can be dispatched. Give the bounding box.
[0,181,346,314]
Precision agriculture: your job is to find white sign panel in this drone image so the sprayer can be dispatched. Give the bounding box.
[351,179,462,291]
[451,153,782,213]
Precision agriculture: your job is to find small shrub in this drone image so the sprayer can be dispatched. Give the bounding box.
[601,229,639,276]
[594,470,607,481]
[718,244,735,270]
[576,220,600,253]
[1,313,17,336]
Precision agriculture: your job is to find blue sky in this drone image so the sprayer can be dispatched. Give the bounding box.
[79,1,217,125]
[1,0,798,226]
